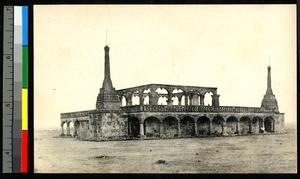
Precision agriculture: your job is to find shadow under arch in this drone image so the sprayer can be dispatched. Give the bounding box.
[227,116,238,134]
[162,116,178,138]
[144,116,160,137]
[265,116,275,132]
[240,116,251,134]
[252,116,264,133]
[212,115,225,135]
[197,116,210,135]
[180,116,195,137]
[128,117,140,137]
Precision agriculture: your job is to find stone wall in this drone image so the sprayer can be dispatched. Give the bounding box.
[99,112,128,138]
[274,113,285,132]
[77,121,94,140]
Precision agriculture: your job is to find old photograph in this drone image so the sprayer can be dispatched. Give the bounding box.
[34,5,296,173]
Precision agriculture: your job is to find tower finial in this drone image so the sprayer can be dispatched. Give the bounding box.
[261,64,278,111]
[106,28,107,45]
[269,56,270,67]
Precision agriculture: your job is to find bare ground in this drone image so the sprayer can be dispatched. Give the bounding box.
[34,125,296,173]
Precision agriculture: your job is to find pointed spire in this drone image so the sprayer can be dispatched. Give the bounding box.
[96,43,120,110]
[261,65,278,111]
[266,65,273,95]
[102,44,113,91]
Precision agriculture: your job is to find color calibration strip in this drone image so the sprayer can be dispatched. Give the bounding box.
[13,6,22,173]
[21,6,28,173]
[13,6,28,173]
[2,6,28,173]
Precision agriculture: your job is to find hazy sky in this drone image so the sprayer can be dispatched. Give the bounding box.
[34,5,296,129]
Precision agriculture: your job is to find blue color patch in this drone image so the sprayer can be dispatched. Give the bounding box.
[22,6,28,45]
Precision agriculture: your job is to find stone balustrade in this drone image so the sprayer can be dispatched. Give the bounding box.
[121,105,275,113]
[60,110,96,119]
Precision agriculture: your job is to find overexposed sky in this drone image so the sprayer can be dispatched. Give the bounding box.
[34,5,296,129]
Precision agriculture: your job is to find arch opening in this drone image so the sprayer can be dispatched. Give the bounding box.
[204,92,213,106]
[192,94,200,105]
[181,95,186,105]
[121,96,126,106]
[252,117,263,133]
[265,117,275,132]
[128,117,140,137]
[240,117,251,134]
[158,96,167,105]
[180,116,195,137]
[162,116,178,138]
[212,116,224,135]
[61,122,67,135]
[227,116,238,134]
[172,96,179,105]
[156,88,168,94]
[144,117,160,138]
[197,116,210,135]
[132,94,140,105]
[143,95,149,105]
[69,121,74,136]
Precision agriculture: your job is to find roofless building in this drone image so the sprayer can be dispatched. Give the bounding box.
[60,45,284,140]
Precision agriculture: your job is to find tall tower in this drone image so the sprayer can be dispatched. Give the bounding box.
[96,45,120,110]
[261,66,279,112]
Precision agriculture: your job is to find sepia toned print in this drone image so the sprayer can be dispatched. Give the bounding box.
[34,5,296,173]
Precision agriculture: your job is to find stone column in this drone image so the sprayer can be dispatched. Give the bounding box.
[184,95,188,106]
[74,123,78,136]
[222,121,228,136]
[98,123,102,137]
[209,120,213,135]
[211,94,220,107]
[200,95,204,106]
[61,123,64,136]
[67,122,71,136]
[95,123,99,134]
[128,122,132,135]
[189,96,193,106]
[194,122,198,135]
[159,123,163,137]
[177,121,181,137]
[149,91,158,105]
[127,96,132,106]
[139,93,144,105]
[249,121,253,133]
[261,119,265,133]
[178,96,182,106]
[167,96,173,106]
[237,120,240,135]
[139,122,144,136]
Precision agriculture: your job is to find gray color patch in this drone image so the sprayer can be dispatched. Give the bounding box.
[14,63,22,82]
[13,44,22,63]
[14,82,22,100]
[13,101,22,120]
[14,26,22,45]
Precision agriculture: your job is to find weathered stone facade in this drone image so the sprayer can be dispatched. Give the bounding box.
[60,45,285,141]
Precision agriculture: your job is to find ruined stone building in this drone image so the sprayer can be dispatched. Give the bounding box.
[60,45,284,140]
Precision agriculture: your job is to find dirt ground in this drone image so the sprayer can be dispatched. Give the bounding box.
[34,124,296,173]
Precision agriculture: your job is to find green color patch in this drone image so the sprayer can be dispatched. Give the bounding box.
[22,46,28,88]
